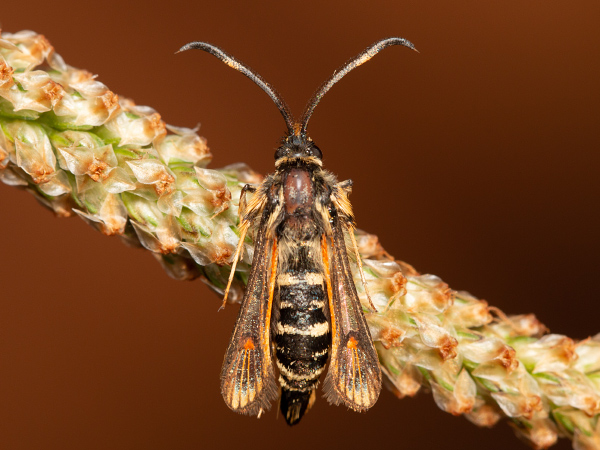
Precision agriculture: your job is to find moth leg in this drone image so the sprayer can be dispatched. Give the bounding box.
[238,184,257,222]
[348,225,378,313]
[337,179,353,192]
[221,220,250,310]
[220,184,257,310]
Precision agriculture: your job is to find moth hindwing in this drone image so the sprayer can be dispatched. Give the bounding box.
[179,37,416,425]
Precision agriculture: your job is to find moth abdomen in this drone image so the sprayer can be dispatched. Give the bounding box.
[274,266,331,425]
[279,388,315,426]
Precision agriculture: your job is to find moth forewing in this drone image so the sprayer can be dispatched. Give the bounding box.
[322,211,382,411]
[220,203,279,415]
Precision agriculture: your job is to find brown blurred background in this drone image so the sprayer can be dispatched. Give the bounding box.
[1,1,599,449]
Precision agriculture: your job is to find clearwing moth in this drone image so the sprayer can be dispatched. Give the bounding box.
[178,38,416,425]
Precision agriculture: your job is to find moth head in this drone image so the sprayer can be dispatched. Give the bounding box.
[274,134,322,162]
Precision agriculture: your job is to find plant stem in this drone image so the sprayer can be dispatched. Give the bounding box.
[1,30,598,450]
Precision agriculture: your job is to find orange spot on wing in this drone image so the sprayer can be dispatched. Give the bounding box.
[347,336,358,349]
[244,338,255,350]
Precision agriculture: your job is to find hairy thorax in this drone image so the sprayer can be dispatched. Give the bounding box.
[275,164,330,274]
[280,167,317,239]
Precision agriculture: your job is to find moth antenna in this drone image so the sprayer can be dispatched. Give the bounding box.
[178,41,295,135]
[299,37,417,134]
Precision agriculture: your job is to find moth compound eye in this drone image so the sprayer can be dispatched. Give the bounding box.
[311,144,322,159]
[275,147,287,160]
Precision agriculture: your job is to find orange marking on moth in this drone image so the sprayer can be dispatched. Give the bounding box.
[263,239,278,355]
[347,336,358,349]
[321,236,336,344]
[243,338,255,350]
[293,122,302,137]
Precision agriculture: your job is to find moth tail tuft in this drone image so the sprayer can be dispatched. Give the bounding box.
[280,388,316,426]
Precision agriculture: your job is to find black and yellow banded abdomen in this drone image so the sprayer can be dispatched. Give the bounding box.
[274,270,330,425]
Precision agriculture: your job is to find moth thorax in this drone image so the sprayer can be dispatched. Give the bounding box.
[283,168,313,215]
